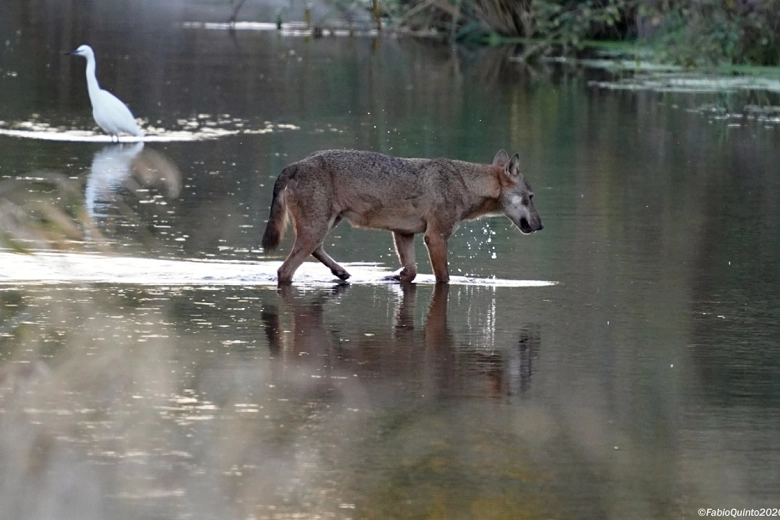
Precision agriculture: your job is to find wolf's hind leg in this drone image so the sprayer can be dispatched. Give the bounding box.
[277,243,315,283]
[390,232,417,282]
[277,224,328,283]
[312,246,350,281]
[310,215,349,281]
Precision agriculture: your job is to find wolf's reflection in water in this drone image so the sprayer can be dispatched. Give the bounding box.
[261,283,540,399]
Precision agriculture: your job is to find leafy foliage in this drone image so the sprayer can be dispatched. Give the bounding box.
[640,0,780,67]
[387,0,780,66]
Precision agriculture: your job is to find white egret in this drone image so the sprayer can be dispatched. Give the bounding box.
[66,44,144,141]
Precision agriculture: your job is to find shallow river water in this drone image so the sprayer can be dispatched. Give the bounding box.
[1,2,780,519]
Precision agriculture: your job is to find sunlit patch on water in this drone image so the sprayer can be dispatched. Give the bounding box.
[685,103,780,126]
[585,74,780,127]
[588,72,780,94]
[0,114,300,142]
[0,252,557,287]
[182,21,279,31]
[181,21,381,38]
[537,56,683,73]
[409,275,556,287]
[156,392,218,425]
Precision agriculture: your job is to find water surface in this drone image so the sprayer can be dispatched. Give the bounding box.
[1,3,780,519]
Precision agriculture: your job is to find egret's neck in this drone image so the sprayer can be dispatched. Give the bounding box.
[84,55,101,99]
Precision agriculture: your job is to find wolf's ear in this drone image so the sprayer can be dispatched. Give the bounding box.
[493,150,510,167]
[503,154,523,180]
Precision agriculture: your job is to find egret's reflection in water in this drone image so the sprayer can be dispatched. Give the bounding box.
[85,143,181,222]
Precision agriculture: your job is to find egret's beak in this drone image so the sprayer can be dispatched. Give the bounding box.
[64,49,78,56]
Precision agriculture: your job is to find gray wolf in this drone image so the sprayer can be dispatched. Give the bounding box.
[261,149,542,283]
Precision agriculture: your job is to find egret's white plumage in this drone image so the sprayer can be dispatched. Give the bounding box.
[66,44,143,141]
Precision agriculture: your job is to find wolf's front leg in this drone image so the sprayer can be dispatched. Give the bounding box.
[423,230,450,283]
[390,232,417,282]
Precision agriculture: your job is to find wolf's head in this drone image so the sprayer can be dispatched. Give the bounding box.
[494,150,543,235]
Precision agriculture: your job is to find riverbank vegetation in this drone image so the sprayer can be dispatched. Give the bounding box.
[381,0,780,67]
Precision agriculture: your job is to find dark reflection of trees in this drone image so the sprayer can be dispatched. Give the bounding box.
[0,172,96,251]
[261,283,541,399]
[458,44,555,85]
[688,140,780,406]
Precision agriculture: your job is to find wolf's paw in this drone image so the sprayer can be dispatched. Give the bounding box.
[385,267,416,283]
[333,270,351,281]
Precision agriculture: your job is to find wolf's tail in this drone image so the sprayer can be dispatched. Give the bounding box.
[261,166,295,252]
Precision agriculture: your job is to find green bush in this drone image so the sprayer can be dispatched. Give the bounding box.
[387,0,780,67]
[642,1,780,67]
